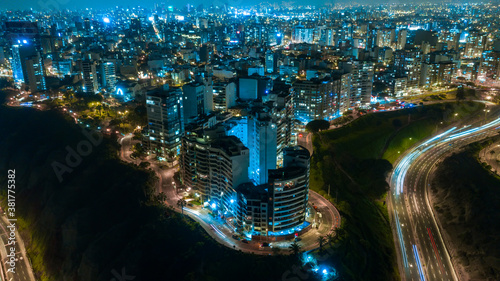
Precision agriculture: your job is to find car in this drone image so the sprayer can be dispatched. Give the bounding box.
[241,239,249,244]
[261,242,270,247]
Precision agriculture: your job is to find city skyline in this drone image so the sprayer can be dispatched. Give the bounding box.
[0,1,499,281]
[0,0,474,11]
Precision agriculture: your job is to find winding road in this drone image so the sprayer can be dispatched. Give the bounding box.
[389,114,500,281]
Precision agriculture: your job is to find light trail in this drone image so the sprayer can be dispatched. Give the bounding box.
[413,244,426,281]
[428,227,445,274]
[395,211,409,268]
[391,115,500,281]
[395,116,500,196]
[210,224,226,238]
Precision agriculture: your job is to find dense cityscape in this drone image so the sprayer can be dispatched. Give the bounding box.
[0,2,499,281]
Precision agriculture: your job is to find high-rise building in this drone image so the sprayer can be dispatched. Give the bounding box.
[100,61,116,92]
[24,53,46,92]
[479,51,500,82]
[394,48,422,89]
[319,28,335,46]
[225,105,278,185]
[267,146,310,235]
[265,83,294,166]
[182,82,211,124]
[376,28,395,48]
[145,84,184,160]
[397,29,407,50]
[247,109,277,185]
[390,76,407,97]
[213,81,236,112]
[265,50,278,74]
[439,32,459,51]
[235,146,310,237]
[238,75,273,101]
[292,75,351,124]
[0,47,5,64]
[464,29,486,59]
[199,44,214,62]
[5,21,40,47]
[11,42,46,92]
[81,59,98,94]
[130,18,142,37]
[181,132,249,212]
[420,62,455,86]
[292,25,314,44]
[342,60,374,107]
[6,21,46,92]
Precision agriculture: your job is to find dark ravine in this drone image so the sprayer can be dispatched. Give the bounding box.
[430,142,500,281]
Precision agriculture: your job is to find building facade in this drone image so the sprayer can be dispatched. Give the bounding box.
[181,133,249,214]
[145,84,185,160]
[235,146,310,237]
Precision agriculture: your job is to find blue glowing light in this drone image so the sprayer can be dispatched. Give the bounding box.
[211,203,216,209]
[117,88,124,96]
[322,269,327,275]
[103,17,110,23]
[230,199,234,203]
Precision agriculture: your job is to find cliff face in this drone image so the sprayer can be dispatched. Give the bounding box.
[430,146,500,281]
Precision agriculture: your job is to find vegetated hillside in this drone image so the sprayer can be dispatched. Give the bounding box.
[431,140,500,281]
[0,94,296,281]
[310,102,484,281]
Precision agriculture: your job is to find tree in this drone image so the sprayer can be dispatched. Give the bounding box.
[456,87,466,101]
[317,236,326,252]
[155,192,167,204]
[306,119,330,133]
[392,118,403,129]
[177,198,187,216]
[271,246,281,255]
[327,232,336,245]
[138,161,150,169]
[289,241,301,257]
[336,228,345,240]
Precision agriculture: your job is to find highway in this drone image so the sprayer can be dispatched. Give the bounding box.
[0,210,36,281]
[389,114,500,281]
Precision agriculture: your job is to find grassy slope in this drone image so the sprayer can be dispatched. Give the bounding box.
[309,102,484,281]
